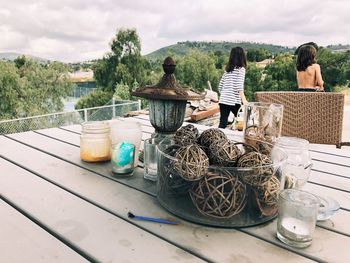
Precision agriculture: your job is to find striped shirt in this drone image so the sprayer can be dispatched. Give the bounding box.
[218,67,245,106]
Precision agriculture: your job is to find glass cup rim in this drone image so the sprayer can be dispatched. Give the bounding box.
[246,101,283,109]
[280,189,320,208]
[144,137,161,144]
[275,136,310,149]
[109,118,141,128]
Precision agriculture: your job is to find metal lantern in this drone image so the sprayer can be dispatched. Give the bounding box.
[132,57,204,136]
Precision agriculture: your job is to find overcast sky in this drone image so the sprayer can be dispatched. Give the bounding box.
[1,0,349,62]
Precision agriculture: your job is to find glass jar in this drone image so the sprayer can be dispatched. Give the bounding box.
[275,137,312,189]
[80,121,111,162]
[243,102,283,144]
[110,119,142,168]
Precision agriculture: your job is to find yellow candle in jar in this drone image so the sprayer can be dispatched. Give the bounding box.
[80,121,111,162]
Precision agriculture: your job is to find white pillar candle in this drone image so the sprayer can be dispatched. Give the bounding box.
[279,217,312,241]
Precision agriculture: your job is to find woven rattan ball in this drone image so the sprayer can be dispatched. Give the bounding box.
[209,139,241,166]
[174,124,199,146]
[199,128,227,150]
[236,151,274,186]
[174,144,209,181]
[158,145,194,196]
[190,170,246,218]
[254,175,280,216]
[234,142,258,155]
[254,140,273,155]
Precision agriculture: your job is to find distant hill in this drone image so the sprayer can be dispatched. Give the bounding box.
[0,52,50,63]
[145,41,296,60]
[326,44,350,52]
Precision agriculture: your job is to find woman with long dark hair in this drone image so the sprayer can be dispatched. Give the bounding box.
[296,45,324,92]
[218,47,248,128]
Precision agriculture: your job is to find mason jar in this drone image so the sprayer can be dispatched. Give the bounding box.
[80,121,111,162]
[275,137,312,189]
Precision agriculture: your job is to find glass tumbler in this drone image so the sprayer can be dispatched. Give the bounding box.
[110,119,142,167]
[277,189,320,248]
[243,102,283,144]
[143,138,159,181]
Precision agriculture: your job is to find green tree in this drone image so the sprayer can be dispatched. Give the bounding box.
[176,50,221,92]
[340,52,350,85]
[75,89,113,110]
[213,50,226,69]
[92,54,117,90]
[317,48,350,91]
[247,48,271,62]
[93,28,150,93]
[0,58,73,120]
[244,63,264,101]
[0,61,22,119]
[114,82,130,101]
[263,53,296,91]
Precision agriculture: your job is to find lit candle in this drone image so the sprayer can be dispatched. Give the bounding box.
[279,217,312,242]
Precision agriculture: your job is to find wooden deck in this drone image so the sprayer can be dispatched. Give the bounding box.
[0,115,349,262]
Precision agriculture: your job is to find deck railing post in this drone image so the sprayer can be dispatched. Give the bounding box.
[112,98,116,118]
[138,99,142,111]
[84,109,88,122]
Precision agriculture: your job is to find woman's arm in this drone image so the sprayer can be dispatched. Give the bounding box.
[315,64,324,91]
[239,91,248,105]
[237,68,248,104]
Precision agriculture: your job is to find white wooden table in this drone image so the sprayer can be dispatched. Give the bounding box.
[0,115,349,263]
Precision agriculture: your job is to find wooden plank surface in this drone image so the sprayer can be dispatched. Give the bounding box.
[311,160,350,179]
[0,135,315,263]
[0,157,204,263]
[2,116,350,262]
[0,200,88,263]
[2,131,350,262]
[5,131,156,196]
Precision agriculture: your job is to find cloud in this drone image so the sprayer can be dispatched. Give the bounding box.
[0,0,349,62]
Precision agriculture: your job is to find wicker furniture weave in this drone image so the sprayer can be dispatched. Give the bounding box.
[254,91,348,148]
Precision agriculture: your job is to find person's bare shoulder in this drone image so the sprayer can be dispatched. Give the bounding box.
[312,63,321,70]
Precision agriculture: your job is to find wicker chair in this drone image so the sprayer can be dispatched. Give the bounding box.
[254,91,348,148]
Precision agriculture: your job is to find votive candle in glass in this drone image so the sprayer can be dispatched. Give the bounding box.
[277,189,319,248]
[111,142,135,175]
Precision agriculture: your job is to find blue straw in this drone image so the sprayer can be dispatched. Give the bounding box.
[128,212,178,225]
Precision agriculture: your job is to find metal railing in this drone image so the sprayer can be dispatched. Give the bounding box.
[0,100,140,135]
[67,86,97,100]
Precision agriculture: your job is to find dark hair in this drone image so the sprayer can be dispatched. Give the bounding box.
[296,45,316,71]
[295,42,319,55]
[225,47,247,72]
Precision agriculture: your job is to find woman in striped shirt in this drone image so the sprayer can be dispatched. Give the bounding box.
[218,47,248,128]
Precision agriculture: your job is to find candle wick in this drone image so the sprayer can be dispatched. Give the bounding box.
[293,225,296,230]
